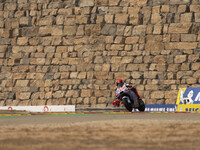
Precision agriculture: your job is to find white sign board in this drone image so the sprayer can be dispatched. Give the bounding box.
[0,105,75,112]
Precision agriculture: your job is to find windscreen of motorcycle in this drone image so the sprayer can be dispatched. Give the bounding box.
[115,84,127,95]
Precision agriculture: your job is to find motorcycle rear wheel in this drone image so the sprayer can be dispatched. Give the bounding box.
[138,99,145,112]
[122,96,133,112]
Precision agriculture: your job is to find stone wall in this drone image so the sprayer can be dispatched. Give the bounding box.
[0,0,199,107]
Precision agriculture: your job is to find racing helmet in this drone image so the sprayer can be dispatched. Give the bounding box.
[116,79,124,88]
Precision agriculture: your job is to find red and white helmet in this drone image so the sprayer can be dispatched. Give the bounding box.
[116,79,124,88]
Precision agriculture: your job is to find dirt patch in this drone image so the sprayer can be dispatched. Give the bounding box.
[0,119,200,150]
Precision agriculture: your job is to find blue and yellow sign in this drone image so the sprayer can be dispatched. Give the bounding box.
[176,87,200,112]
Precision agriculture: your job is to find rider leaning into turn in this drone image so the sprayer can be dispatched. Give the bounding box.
[112,79,142,107]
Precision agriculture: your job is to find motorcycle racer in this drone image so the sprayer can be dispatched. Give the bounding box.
[112,79,142,107]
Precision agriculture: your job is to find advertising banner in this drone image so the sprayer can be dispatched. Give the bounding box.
[0,105,75,112]
[144,104,177,112]
[177,104,200,112]
[176,87,200,112]
[133,104,177,112]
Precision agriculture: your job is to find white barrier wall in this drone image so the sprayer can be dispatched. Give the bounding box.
[0,105,75,112]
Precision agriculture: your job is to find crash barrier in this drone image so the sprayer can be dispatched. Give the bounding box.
[0,105,75,112]
[176,87,200,112]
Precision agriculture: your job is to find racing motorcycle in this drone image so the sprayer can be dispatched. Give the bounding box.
[115,86,145,112]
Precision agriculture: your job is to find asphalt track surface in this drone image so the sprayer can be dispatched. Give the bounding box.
[1,112,200,150]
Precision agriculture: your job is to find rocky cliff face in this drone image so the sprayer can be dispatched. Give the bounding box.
[0,0,199,107]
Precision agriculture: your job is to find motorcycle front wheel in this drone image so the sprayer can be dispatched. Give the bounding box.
[122,96,133,112]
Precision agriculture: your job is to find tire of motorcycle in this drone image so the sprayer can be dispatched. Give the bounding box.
[138,99,145,112]
[122,96,133,112]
